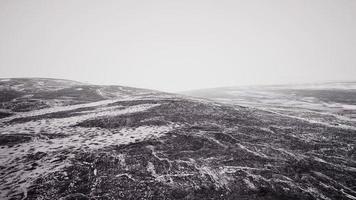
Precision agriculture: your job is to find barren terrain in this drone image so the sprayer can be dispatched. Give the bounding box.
[1,79,355,200]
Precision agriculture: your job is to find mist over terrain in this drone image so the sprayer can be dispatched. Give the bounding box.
[1,0,356,91]
[1,0,356,199]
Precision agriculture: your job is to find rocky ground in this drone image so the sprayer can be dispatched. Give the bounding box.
[1,78,355,200]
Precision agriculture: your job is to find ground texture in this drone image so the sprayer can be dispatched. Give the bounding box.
[1,79,355,200]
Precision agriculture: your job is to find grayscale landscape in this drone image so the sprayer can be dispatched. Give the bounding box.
[1,0,356,199]
[1,78,355,200]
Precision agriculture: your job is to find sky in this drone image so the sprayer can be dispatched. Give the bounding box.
[0,0,355,92]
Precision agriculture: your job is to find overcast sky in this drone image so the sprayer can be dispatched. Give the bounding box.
[0,0,355,92]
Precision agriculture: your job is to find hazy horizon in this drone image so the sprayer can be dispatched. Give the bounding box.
[1,0,355,92]
[2,76,356,93]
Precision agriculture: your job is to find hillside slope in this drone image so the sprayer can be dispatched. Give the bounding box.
[183,82,356,130]
[1,79,356,200]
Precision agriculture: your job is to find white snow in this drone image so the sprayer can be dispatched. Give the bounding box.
[342,104,356,110]
[243,178,257,190]
[0,98,179,200]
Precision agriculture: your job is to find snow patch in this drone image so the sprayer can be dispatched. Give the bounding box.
[243,178,257,190]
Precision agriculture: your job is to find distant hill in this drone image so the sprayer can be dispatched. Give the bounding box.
[183,81,356,126]
[1,79,355,200]
[0,78,160,113]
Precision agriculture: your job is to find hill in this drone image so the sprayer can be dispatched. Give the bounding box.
[1,79,355,200]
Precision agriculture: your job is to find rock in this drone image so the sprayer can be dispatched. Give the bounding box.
[59,193,89,200]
